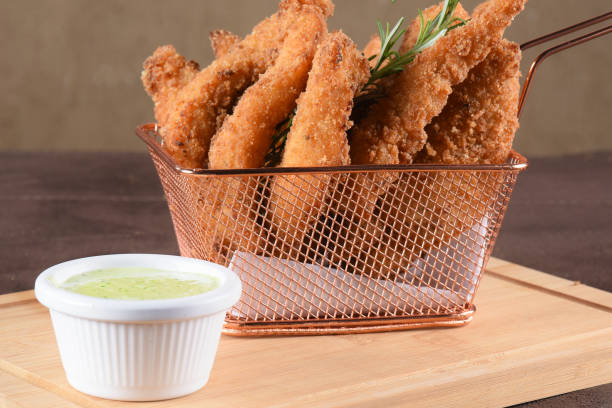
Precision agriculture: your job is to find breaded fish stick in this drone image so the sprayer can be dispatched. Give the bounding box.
[141,45,200,127]
[419,39,521,164]
[209,29,241,59]
[159,0,334,169]
[350,0,526,166]
[268,31,370,256]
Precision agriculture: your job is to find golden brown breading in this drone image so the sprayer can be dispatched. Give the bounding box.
[363,34,381,68]
[280,0,334,16]
[324,7,429,270]
[279,32,369,169]
[155,0,334,169]
[268,31,370,256]
[349,0,526,167]
[141,45,200,127]
[209,29,241,59]
[203,3,331,263]
[208,10,327,169]
[337,0,525,277]
[408,41,522,263]
[330,6,462,271]
[419,39,521,164]
[358,40,522,279]
[335,1,526,278]
[338,3,468,254]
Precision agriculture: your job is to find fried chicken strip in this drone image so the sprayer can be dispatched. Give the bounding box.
[419,39,521,164]
[203,4,330,263]
[209,9,327,169]
[350,0,526,166]
[357,40,522,279]
[334,0,525,278]
[147,0,333,265]
[209,29,241,59]
[411,40,522,259]
[345,2,468,209]
[157,0,334,169]
[268,31,370,257]
[328,4,466,275]
[141,45,200,127]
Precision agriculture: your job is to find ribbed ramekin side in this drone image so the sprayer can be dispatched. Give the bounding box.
[49,310,226,401]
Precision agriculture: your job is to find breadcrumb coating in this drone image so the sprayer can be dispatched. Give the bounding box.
[208,9,326,169]
[349,0,526,166]
[419,39,521,164]
[361,40,522,279]
[269,31,370,255]
[205,1,332,261]
[363,34,382,68]
[153,0,334,169]
[141,46,200,127]
[209,29,241,59]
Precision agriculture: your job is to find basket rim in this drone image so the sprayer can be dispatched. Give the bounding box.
[135,123,528,176]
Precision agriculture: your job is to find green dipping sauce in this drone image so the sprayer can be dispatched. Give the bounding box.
[57,267,219,300]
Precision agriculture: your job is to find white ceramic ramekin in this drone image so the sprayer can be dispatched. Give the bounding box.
[34,254,241,401]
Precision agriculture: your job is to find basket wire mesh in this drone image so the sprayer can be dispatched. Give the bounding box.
[137,124,525,335]
[136,13,610,335]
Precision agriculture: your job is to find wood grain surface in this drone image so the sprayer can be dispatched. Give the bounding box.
[0,258,611,408]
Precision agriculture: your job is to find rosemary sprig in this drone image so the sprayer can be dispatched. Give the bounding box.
[359,0,468,103]
[264,114,293,168]
[264,0,468,167]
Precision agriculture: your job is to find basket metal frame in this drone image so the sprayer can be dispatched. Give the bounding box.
[138,123,527,176]
[135,11,610,336]
[137,125,525,335]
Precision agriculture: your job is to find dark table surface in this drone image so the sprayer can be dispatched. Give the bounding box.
[1,151,611,407]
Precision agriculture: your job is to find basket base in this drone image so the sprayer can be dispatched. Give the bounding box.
[222,306,476,336]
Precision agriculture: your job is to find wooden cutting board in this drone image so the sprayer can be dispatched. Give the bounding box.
[1,258,611,408]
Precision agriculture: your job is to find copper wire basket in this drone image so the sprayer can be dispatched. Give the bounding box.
[137,15,610,336]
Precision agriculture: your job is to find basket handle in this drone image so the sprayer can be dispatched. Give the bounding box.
[517,11,612,118]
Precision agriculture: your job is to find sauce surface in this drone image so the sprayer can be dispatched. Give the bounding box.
[58,267,219,300]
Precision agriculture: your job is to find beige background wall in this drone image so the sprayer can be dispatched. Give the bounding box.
[1,0,610,156]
